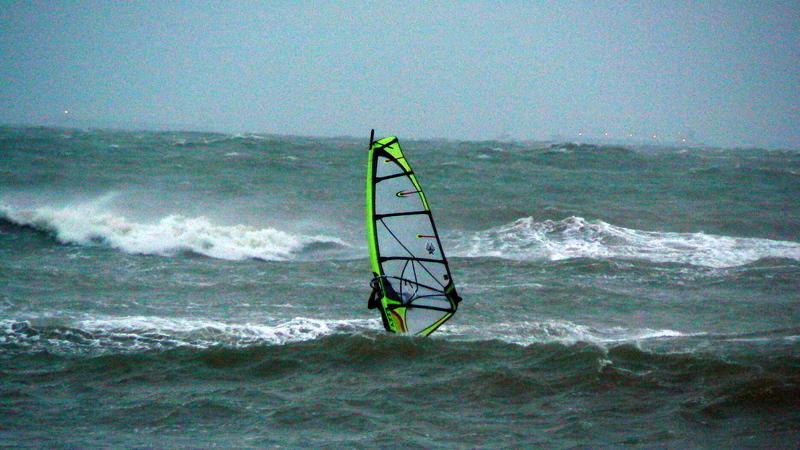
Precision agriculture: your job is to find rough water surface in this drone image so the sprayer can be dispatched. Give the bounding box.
[1,127,799,447]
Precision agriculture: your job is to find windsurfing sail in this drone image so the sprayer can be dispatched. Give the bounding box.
[365,130,461,336]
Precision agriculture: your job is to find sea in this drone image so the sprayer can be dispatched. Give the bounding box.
[1,126,799,448]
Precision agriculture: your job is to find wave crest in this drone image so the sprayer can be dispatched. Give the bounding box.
[1,317,378,354]
[4,315,797,359]
[1,316,696,357]
[0,202,347,261]
[440,319,699,347]
[451,216,800,268]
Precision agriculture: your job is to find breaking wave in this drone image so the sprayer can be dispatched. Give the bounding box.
[439,319,702,347]
[0,316,379,354]
[452,216,800,268]
[1,315,709,356]
[0,202,347,261]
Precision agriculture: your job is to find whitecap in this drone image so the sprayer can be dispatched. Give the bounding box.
[0,316,381,354]
[0,200,347,261]
[438,319,704,347]
[450,216,800,268]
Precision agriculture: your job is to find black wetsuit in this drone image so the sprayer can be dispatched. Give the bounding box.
[367,280,392,332]
[367,285,381,310]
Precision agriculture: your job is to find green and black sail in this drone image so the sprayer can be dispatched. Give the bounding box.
[366,130,461,336]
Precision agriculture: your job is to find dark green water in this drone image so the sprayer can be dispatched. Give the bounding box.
[1,126,799,447]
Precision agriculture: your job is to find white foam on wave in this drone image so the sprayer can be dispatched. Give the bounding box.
[1,315,692,354]
[439,319,702,347]
[77,316,377,347]
[451,216,800,268]
[0,200,347,261]
[0,316,381,354]
[7,315,794,358]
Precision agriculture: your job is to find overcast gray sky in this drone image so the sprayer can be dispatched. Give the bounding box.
[1,1,798,148]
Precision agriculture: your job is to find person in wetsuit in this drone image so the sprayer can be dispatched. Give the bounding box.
[367,279,381,310]
[368,277,392,332]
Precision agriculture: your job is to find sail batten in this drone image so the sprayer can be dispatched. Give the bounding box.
[365,132,460,336]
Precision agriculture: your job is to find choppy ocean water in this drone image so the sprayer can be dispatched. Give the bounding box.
[1,126,798,447]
